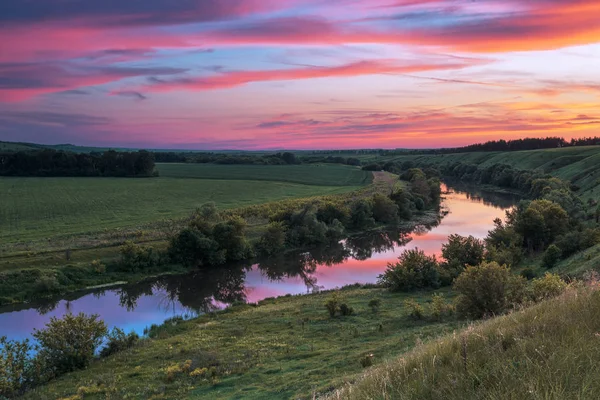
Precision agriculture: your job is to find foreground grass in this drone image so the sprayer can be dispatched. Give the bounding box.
[327,285,600,400]
[21,287,460,400]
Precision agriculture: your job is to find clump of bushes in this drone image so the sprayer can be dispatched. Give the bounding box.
[531,273,567,301]
[324,292,353,318]
[404,299,425,320]
[379,249,440,291]
[542,244,562,268]
[1,313,140,398]
[99,328,139,358]
[368,298,381,313]
[453,261,527,319]
[119,241,160,272]
[429,293,455,320]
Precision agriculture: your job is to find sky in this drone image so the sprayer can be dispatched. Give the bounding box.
[0,0,599,150]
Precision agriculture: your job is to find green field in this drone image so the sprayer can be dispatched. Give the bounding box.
[0,164,371,244]
[22,287,460,400]
[158,163,373,186]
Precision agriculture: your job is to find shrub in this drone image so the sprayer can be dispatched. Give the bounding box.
[368,298,381,313]
[339,303,354,316]
[378,249,440,292]
[360,354,374,368]
[531,273,567,301]
[404,299,424,320]
[453,262,526,319]
[429,293,455,320]
[90,260,106,274]
[542,244,562,268]
[119,241,159,271]
[99,328,139,358]
[0,337,39,398]
[520,268,538,280]
[34,313,107,377]
[324,292,341,318]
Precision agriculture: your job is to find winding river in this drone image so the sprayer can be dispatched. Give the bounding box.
[0,184,519,343]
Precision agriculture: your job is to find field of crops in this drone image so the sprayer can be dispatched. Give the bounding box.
[0,164,370,244]
[157,163,372,186]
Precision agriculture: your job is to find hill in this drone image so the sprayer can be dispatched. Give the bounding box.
[327,284,600,399]
[388,145,600,200]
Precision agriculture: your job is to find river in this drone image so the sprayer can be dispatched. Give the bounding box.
[0,184,519,342]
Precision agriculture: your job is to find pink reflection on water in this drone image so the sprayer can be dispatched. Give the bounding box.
[244,188,511,302]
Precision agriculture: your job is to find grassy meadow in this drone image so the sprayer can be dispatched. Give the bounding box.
[1,163,371,244]
[21,287,461,400]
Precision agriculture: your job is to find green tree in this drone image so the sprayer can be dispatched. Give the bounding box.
[371,193,399,224]
[212,216,252,261]
[378,248,440,292]
[34,313,107,377]
[442,234,485,271]
[350,199,375,229]
[542,244,562,268]
[257,222,287,256]
[168,228,224,267]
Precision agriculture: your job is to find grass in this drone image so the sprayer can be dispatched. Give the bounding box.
[327,284,600,400]
[158,163,373,186]
[389,146,600,199]
[21,287,460,400]
[0,164,369,244]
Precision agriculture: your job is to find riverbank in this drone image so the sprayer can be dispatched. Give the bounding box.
[21,286,461,400]
[0,171,445,306]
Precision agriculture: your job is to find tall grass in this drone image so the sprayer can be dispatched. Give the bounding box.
[326,284,600,399]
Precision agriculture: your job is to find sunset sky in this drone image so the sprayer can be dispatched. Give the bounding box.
[1,0,599,150]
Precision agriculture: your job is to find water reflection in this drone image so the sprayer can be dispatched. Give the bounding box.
[0,185,517,342]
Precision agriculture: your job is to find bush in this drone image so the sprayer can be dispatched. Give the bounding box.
[453,262,526,319]
[404,299,425,320]
[339,303,354,316]
[429,293,454,320]
[542,244,562,268]
[324,292,341,318]
[0,337,39,398]
[378,249,440,292]
[119,241,159,271]
[520,268,538,280]
[99,328,139,358]
[531,273,567,302]
[34,313,107,377]
[360,354,374,368]
[368,298,381,313]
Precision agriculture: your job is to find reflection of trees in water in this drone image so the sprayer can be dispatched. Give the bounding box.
[27,223,450,317]
[113,264,249,314]
[346,230,412,260]
[256,241,351,292]
[445,183,520,209]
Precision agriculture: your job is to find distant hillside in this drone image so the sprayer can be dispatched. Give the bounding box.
[0,140,278,154]
[389,145,600,200]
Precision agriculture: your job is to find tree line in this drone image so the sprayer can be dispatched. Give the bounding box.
[0,149,156,177]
